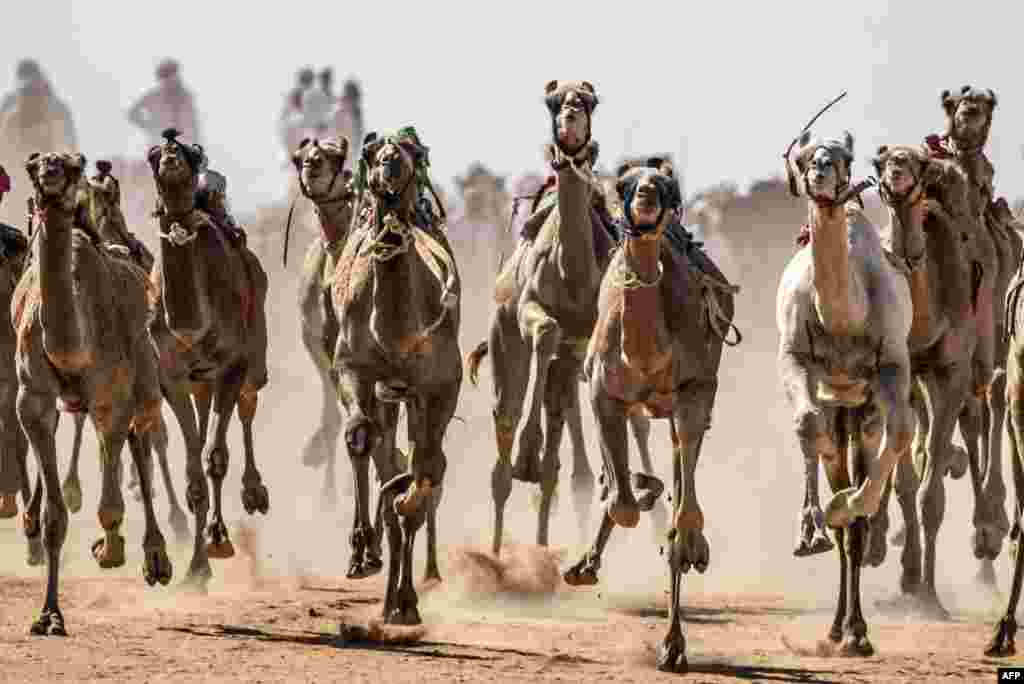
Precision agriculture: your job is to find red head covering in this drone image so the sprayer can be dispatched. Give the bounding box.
[0,165,10,193]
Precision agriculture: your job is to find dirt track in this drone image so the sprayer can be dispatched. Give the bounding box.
[0,203,1020,682]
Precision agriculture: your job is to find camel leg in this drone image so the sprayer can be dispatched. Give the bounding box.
[656,382,715,673]
[238,384,269,516]
[512,301,560,484]
[423,484,443,584]
[978,369,1010,563]
[987,347,1024,656]
[489,309,530,556]
[913,365,972,620]
[380,491,403,622]
[590,381,639,529]
[162,379,209,587]
[0,380,27,518]
[537,361,573,546]
[126,429,172,586]
[153,414,189,544]
[19,386,68,636]
[892,385,929,548]
[60,411,86,514]
[89,404,130,571]
[960,394,999,588]
[839,408,874,656]
[563,511,615,586]
[124,412,147,503]
[301,326,343,506]
[631,413,669,538]
[566,383,596,542]
[339,374,385,579]
[203,367,245,560]
[780,352,835,556]
[24,468,44,567]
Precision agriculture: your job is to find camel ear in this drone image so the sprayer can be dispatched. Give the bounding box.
[24,152,41,178]
[987,88,998,109]
[842,131,854,158]
[544,80,559,95]
[941,89,958,115]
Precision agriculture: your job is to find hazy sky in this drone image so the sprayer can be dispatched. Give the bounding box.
[2,1,1021,213]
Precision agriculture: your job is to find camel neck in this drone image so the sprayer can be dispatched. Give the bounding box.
[620,234,664,369]
[555,164,599,288]
[315,196,354,245]
[37,202,91,370]
[809,201,860,337]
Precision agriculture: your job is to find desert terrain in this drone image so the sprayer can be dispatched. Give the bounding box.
[0,192,1018,683]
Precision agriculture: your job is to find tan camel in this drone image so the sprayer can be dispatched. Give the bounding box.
[778,131,913,655]
[562,159,738,672]
[147,129,270,586]
[985,212,1024,656]
[466,81,617,556]
[331,126,460,623]
[15,151,172,636]
[869,144,980,619]
[0,196,31,522]
[290,136,422,580]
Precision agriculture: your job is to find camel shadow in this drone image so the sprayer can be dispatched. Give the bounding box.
[612,604,815,625]
[158,624,601,665]
[686,658,840,683]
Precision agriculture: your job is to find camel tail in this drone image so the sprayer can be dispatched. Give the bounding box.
[465,340,489,386]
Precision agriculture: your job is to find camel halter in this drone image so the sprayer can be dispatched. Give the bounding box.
[877,169,927,272]
[284,141,352,267]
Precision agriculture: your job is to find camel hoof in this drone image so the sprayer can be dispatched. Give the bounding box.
[168,508,191,546]
[946,444,968,480]
[839,634,874,657]
[30,610,67,637]
[608,498,640,529]
[0,494,18,519]
[986,616,1018,657]
[655,634,688,673]
[563,557,600,587]
[241,481,270,515]
[824,487,863,529]
[632,472,664,512]
[793,533,834,558]
[144,543,174,587]
[206,539,236,560]
[386,604,422,626]
[346,556,383,580]
[62,477,82,514]
[92,534,126,569]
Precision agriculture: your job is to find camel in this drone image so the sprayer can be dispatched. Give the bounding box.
[56,160,189,543]
[985,210,1024,657]
[778,131,913,655]
[0,199,30,522]
[868,144,981,619]
[291,136,416,578]
[147,129,270,586]
[466,80,619,556]
[15,151,172,636]
[561,158,738,673]
[330,126,460,623]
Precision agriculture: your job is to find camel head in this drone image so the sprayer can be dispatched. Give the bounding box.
[291,137,352,201]
[544,80,598,157]
[357,127,430,211]
[456,162,505,221]
[942,85,997,150]
[25,151,84,209]
[614,157,682,234]
[872,145,943,205]
[147,128,203,193]
[791,130,855,204]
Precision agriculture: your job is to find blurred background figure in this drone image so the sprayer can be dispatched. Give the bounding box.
[278,66,315,166]
[0,59,79,226]
[126,58,202,148]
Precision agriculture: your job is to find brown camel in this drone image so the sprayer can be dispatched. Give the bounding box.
[15,151,172,636]
[778,131,914,655]
[0,189,31,522]
[985,210,1024,656]
[869,144,980,619]
[58,160,188,546]
[290,136,420,580]
[147,129,270,586]
[561,158,738,673]
[466,80,614,556]
[331,126,460,623]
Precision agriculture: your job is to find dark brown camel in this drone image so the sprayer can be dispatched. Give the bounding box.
[147,129,270,587]
[331,126,461,623]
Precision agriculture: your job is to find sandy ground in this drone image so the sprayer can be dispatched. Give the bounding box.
[0,203,1020,682]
